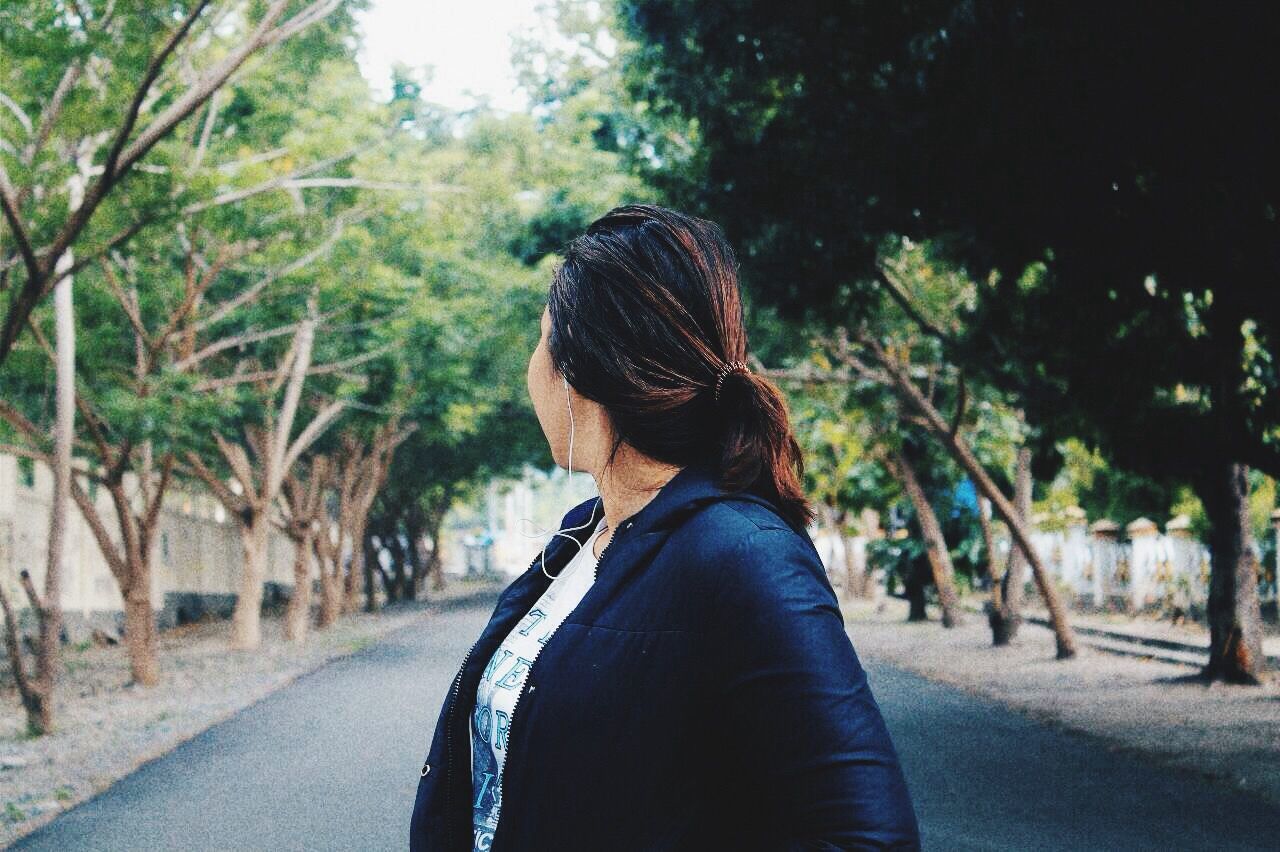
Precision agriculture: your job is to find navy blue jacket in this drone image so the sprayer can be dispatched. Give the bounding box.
[409,463,920,851]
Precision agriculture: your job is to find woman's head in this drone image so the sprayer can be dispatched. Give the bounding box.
[527,203,814,532]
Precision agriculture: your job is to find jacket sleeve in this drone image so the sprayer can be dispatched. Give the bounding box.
[708,526,921,851]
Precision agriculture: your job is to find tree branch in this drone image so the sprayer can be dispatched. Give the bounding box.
[185,449,248,513]
[192,212,360,332]
[171,321,301,372]
[0,163,40,283]
[280,399,347,478]
[874,261,956,346]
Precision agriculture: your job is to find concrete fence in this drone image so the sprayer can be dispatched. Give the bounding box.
[811,505,1280,619]
[0,454,297,637]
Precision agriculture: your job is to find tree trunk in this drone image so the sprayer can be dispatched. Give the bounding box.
[978,493,1012,644]
[817,503,843,590]
[892,450,964,627]
[1200,462,1268,683]
[977,494,1000,592]
[343,523,365,614]
[231,511,270,650]
[428,512,447,592]
[316,536,342,628]
[904,554,929,622]
[284,535,313,642]
[841,533,866,601]
[5,573,51,731]
[0,574,46,733]
[992,447,1031,645]
[405,516,426,602]
[28,254,77,732]
[388,532,411,603]
[122,552,160,686]
[122,594,159,686]
[363,532,380,613]
[856,508,881,599]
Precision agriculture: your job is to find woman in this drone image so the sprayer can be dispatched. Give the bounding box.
[409,204,920,851]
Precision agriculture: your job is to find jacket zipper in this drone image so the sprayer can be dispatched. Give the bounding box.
[443,550,531,851]
[487,517,622,851]
[445,517,614,850]
[444,637,480,850]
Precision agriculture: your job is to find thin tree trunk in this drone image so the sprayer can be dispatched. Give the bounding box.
[841,532,866,602]
[29,251,77,732]
[281,461,326,641]
[231,512,270,650]
[316,534,342,628]
[818,503,843,590]
[363,532,380,613]
[344,525,365,614]
[0,575,43,730]
[405,515,426,602]
[992,448,1031,645]
[977,494,1000,595]
[891,449,964,627]
[122,556,159,686]
[284,535,314,642]
[387,532,410,603]
[1200,461,1267,683]
[428,511,446,593]
[977,492,1013,646]
[904,553,929,622]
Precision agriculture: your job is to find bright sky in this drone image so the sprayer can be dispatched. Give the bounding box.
[355,0,544,111]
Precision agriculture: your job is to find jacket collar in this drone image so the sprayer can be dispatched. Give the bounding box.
[503,462,794,612]
[560,461,755,539]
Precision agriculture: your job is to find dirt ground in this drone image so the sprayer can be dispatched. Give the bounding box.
[842,594,1280,806]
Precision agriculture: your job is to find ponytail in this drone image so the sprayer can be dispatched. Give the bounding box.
[713,364,815,533]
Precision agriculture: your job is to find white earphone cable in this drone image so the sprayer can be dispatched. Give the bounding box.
[516,371,604,579]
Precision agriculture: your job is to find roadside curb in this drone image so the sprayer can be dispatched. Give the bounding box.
[958,602,1280,668]
[426,586,503,612]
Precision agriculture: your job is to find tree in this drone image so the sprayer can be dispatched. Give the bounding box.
[618,0,1278,681]
[356,19,650,601]
[763,243,1069,649]
[0,2,354,718]
[786,345,968,624]
[186,305,351,650]
[0,0,347,367]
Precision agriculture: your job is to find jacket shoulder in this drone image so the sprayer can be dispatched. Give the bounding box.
[688,496,795,536]
[671,498,831,603]
[663,498,785,565]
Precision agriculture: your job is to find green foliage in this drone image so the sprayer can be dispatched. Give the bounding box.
[616,0,1280,517]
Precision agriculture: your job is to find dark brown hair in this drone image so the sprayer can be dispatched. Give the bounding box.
[547,203,815,532]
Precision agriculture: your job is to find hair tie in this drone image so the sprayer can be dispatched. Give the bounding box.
[713,359,751,404]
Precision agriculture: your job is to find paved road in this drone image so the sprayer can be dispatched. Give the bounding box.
[15,595,1280,851]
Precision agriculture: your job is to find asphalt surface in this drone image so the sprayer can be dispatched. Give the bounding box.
[14,594,1280,851]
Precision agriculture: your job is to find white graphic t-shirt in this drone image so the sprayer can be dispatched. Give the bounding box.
[470,517,605,851]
